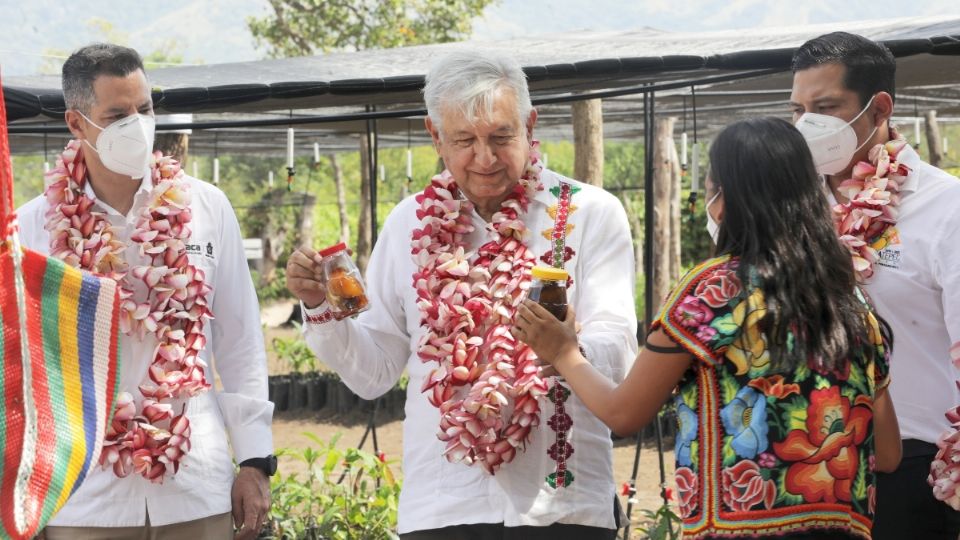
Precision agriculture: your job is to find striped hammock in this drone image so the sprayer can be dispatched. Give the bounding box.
[0,75,121,539]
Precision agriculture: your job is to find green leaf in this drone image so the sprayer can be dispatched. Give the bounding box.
[793,361,811,383]
[680,383,698,410]
[775,470,806,506]
[545,470,575,488]
[719,369,740,405]
[846,361,870,396]
[710,313,738,336]
[779,395,808,432]
[722,436,737,467]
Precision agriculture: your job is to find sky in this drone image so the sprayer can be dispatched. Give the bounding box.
[1,0,958,76]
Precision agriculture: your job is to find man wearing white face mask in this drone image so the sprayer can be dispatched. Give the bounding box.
[16,43,274,539]
[75,109,157,179]
[791,32,960,540]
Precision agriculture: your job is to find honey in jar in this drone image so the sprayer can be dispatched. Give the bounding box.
[528,266,569,320]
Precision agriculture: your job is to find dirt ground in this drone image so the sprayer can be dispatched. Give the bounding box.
[263,318,678,538]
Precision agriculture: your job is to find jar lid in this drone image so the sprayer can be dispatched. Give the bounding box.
[318,242,348,257]
[531,266,569,281]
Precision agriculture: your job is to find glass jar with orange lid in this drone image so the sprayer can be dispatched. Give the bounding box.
[318,242,370,320]
[527,266,569,320]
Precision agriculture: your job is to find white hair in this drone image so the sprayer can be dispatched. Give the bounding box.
[423,50,533,136]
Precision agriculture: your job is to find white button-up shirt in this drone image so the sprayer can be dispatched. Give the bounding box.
[827,145,960,445]
[17,173,273,527]
[302,169,638,534]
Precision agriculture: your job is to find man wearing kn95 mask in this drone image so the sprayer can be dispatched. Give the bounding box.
[16,43,275,540]
[791,32,960,540]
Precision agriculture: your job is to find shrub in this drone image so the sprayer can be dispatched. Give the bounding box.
[264,433,401,539]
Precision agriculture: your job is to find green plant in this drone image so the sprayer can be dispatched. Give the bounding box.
[266,433,401,539]
[254,267,294,303]
[271,327,318,373]
[636,499,682,540]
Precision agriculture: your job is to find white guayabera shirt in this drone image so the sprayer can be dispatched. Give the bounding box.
[830,145,960,447]
[302,169,638,534]
[17,173,274,527]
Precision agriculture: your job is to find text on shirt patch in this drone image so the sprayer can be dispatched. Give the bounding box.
[873,226,902,270]
[185,241,216,260]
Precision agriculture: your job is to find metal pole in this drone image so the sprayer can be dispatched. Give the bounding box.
[623,86,656,540]
[643,87,656,391]
[354,106,382,472]
[7,69,787,134]
[366,105,379,244]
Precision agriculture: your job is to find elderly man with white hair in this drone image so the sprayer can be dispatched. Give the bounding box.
[286,50,637,539]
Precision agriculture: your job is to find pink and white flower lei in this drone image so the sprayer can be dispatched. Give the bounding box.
[43,140,212,483]
[412,142,550,474]
[929,342,960,508]
[832,133,909,281]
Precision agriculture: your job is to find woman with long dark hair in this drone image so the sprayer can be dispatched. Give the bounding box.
[513,117,900,540]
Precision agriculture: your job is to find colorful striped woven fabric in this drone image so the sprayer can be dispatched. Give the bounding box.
[0,73,121,540]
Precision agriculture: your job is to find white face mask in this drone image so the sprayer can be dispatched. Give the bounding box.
[705,190,721,245]
[78,111,156,179]
[794,95,878,176]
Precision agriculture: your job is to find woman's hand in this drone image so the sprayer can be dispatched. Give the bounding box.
[514,300,580,369]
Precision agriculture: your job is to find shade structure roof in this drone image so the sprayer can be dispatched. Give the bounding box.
[4,15,960,156]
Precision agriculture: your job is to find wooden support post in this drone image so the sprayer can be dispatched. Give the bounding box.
[573,99,604,186]
[652,116,678,311]
[925,110,944,168]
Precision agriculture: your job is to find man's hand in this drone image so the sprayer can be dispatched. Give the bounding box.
[286,247,326,308]
[232,466,271,540]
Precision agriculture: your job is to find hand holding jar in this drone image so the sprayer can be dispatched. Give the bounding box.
[285,242,370,319]
[285,246,327,309]
[317,242,370,320]
[514,267,580,369]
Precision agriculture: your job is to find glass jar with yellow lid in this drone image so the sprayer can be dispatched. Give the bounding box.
[528,266,569,320]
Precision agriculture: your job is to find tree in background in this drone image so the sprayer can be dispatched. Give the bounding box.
[248,0,496,57]
[247,0,497,273]
[39,18,191,75]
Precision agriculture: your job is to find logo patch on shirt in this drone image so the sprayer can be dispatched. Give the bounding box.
[185,241,216,260]
[874,227,902,270]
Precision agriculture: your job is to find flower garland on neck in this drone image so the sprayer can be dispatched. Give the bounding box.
[832,132,909,281]
[44,140,212,483]
[412,142,549,474]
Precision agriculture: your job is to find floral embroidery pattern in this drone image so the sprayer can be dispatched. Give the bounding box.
[540,181,578,489]
[720,387,768,459]
[774,386,872,504]
[675,466,699,518]
[721,459,776,512]
[654,256,889,539]
[675,398,698,467]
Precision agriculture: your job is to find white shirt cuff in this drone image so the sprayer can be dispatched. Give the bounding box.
[301,301,336,325]
[217,392,275,463]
